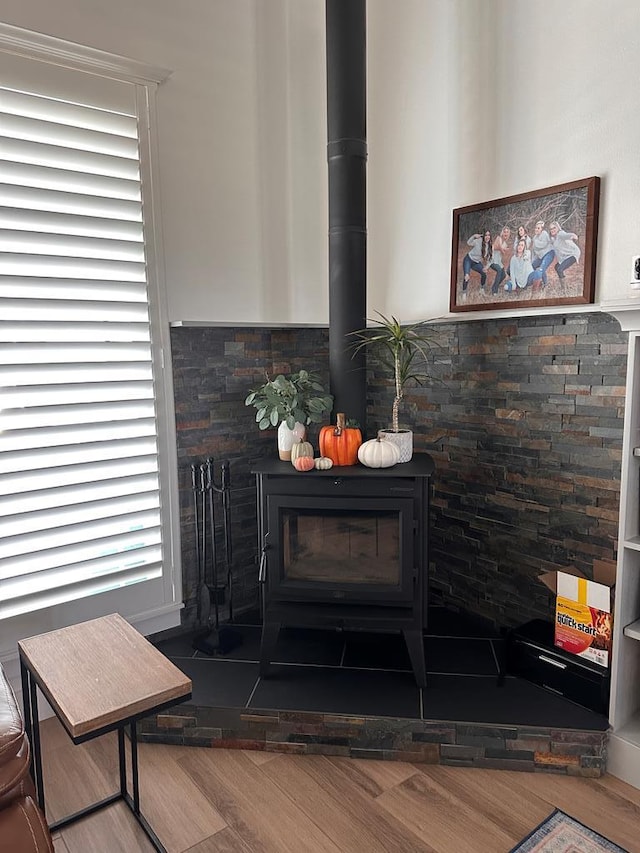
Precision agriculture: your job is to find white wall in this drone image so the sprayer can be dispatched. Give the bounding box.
[256,0,640,323]
[490,0,640,310]
[367,0,640,320]
[254,0,329,323]
[4,1,637,325]
[367,0,497,319]
[0,0,267,323]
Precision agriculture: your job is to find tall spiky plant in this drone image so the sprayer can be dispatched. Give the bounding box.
[350,313,436,433]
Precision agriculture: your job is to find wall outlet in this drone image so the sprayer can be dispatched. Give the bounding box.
[632,255,640,282]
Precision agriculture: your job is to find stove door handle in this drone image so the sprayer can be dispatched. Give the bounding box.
[259,547,268,583]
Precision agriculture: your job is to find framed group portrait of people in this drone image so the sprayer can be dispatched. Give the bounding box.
[449,177,600,313]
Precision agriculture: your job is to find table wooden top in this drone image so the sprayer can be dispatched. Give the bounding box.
[18,613,192,739]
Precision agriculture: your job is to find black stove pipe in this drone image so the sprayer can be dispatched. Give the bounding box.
[326,0,367,431]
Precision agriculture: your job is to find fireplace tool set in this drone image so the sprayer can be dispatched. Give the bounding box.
[190,458,241,655]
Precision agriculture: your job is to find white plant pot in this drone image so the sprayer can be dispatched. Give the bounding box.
[277,421,306,460]
[378,429,413,463]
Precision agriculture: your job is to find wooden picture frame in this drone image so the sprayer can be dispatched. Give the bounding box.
[449,177,600,313]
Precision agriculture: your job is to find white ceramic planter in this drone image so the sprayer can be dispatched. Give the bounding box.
[378,429,413,463]
[277,421,306,460]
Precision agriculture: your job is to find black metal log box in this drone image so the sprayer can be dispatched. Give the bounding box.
[506,619,610,716]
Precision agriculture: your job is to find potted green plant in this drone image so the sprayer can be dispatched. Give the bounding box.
[244,369,333,460]
[350,313,436,462]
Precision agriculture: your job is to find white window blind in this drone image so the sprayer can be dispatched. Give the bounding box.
[0,81,165,619]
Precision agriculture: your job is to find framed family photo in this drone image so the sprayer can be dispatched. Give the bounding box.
[449,177,600,313]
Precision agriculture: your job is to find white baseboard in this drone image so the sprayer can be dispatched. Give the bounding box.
[127,602,184,637]
[607,732,640,790]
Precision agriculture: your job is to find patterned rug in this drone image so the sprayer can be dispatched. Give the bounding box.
[510,810,628,852]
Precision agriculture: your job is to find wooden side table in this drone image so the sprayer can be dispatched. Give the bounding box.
[18,613,192,853]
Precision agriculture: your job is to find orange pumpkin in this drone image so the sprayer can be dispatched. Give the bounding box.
[293,456,315,472]
[319,413,362,467]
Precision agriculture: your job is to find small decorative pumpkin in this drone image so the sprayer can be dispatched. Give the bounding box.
[290,439,314,467]
[293,455,315,472]
[319,412,362,467]
[357,437,400,468]
[314,456,334,471]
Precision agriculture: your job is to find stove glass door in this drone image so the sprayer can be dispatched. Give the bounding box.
[267,495,414,603]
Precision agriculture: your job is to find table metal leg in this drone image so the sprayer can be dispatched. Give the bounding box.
[118,727,127,796]
[130,721,140,813]
[124,804,167,853]
[20,659,45,812]
[51,795,122,833]
[48,702,122,833]
[19,659,34,776]
[123,721,167,852]
[18,666,169,852]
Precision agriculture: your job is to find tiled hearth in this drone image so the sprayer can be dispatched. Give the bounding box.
[141,607,608,777]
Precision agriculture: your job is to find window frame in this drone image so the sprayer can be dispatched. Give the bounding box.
[0,22,182,661]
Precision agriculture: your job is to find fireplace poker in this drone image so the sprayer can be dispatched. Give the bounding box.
[192,458,242,655]
[197,464,211,628]
[200,463,211,626]
[206,458,220,631]
[190,464,203,625]
[214,459,242,652]
[221,460,233,623]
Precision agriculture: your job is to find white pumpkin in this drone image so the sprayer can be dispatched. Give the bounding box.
[357,437,400,468]
[314,456,334,470]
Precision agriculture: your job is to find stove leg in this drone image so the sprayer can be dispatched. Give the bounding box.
[259,620,281,677]
[403,629,426,688]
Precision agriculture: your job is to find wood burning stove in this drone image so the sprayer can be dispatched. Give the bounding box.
[248,3,434,689]
[254,454,434,686]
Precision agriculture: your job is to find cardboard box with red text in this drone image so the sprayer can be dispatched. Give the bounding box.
[538,564,615,669]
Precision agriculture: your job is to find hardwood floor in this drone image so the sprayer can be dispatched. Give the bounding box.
[40,717,640,853]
